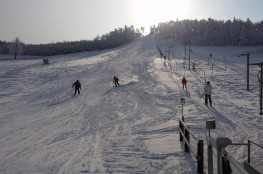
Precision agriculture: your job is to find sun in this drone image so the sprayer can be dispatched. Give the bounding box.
[131,0,190,33]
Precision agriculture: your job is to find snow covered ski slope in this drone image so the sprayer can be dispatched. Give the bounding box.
[0,36,262,173]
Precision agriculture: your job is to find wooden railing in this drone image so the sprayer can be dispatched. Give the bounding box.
[179,119,204,174]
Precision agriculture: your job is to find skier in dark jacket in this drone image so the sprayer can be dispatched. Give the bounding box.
[72,80,81,95]
[113,76,120,87]
[182,77,187,90]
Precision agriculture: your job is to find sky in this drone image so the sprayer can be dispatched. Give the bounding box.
[0,0,262,44]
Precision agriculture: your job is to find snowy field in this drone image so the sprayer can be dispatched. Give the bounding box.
[0,36,262,173]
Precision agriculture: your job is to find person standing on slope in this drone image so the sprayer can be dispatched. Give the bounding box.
[182,77,187,90]
[72,80,81,96]
[204,81,212,106]
[113,76,120,87]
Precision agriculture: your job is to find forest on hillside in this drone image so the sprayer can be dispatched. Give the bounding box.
[0,25,142,57]
[1,18,263,59]
[151,18,263,46]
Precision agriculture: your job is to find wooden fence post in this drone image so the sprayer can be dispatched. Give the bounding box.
[179,120,184,141]
[197,140,204,174]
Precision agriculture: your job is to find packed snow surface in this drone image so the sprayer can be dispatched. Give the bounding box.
[0,36,262,173]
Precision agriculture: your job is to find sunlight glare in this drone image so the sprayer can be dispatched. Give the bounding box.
[131,0,190,34]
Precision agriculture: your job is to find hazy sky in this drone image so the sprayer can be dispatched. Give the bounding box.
[0,0,262,44]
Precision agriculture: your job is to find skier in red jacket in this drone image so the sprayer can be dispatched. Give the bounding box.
[182,77,187,90]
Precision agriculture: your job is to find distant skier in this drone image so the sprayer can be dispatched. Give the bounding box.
[204,81,212,106]
[42,58,49,64]
[182,77,187,90]
[113,76,120,87]
[72,80,81,96]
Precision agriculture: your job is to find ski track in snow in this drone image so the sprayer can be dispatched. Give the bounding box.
[0,36,262,173]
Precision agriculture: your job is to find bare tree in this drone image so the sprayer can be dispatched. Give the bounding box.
[10,37,23,59]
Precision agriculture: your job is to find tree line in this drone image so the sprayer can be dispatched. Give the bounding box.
[151,18,263,46]
[0,25,142,58]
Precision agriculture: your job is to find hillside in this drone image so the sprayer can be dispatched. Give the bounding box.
[0,36,262,173]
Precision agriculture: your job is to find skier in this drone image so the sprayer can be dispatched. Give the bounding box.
[204,81,212,106]
[72,80,81,96]
[42,58,49,64]
[113,76,120,87]
[182,77,187,90]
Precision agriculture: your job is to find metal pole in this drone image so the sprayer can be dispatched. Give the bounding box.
[225,55,226,71]
[260,65,263,115]
[212,63,214,81]
[247,54,250,91]
[239,53,250,91]
[182,105,184,121]
[184,45,186,60]
[208,144,213,174]
[250,62,263,115]
[181,98,185,121]
[217,148,222,174]
[188,44,191,70]
[248,139,251,164]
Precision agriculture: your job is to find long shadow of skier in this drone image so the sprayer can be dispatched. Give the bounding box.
[209,107,235,129]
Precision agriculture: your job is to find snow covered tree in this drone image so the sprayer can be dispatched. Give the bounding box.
[10,37,23,59]
[141,27,145,35]
[154,18,263,46]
